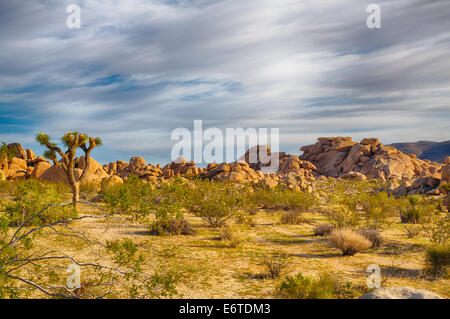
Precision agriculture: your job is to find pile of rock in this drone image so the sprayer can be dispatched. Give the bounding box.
[202,161,264,183]
[1,143,51,180]
[104,157,162,182]
[161,157,203,178]
[300,137,443,181]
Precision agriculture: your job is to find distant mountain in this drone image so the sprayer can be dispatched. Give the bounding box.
[390,140,450,163]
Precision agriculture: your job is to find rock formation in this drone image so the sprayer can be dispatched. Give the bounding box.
[300,137,442,181]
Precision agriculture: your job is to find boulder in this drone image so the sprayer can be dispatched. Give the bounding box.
[341,171,367,181]
[31,161,52,178]
[76,156,109,183]
[39,166,82,185]
[360,138,380,146]
[26,149,36,162]
[358,287,443,299]
[102,175,124,187]
[129,157,146,170]
[10,157,27,170]
[300,137,442,183]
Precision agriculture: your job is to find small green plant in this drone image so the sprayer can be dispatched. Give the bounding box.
[328,228,372,256]
[278,272,339,299]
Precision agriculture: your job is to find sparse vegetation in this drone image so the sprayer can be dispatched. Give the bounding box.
[0,167,448,299]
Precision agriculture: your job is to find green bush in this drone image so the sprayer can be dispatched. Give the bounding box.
[278,272,339,299]
[149,216,196,236]
[400,195,439,224]
[192,182,246,227]
[325,204,361,228]
[248,186,316,212]
[102,175,154,218]
[5,179,76,226]
[424,243,450,277]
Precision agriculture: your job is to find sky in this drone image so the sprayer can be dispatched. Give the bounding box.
[0,0,449,165]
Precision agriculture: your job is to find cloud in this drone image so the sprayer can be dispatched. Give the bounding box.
[0,0,449,164]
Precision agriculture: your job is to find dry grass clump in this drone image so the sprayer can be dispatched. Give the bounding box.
[358,227,384,248]
[220,225,245,248]
[328,228,372,256]
[314,223,335,236]
[279,210,304,225]
[261,252,290,279]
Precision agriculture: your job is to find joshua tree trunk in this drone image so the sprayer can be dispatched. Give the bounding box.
[72,181,80,212]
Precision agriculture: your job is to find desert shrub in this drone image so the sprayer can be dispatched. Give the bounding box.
[261,252,290,279]
[358,191,404,224]
[102,175,154,218]
[400,195,438,224]
[325,204,361,228]
[357,227,384,248]
[278,272,339,299]
[193,182,246,228]
[423,243,450,277]
[427,219,450,245]
[219,224,245,248]
[314,223,335,236]
[279,210,303,225]
[149,216,196,236]
[248,186,316,212]
[328,228,372,256]
[5,179,76,226]
[403,224,423,238]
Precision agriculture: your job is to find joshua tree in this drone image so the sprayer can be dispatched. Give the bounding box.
[36,132,102,212]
